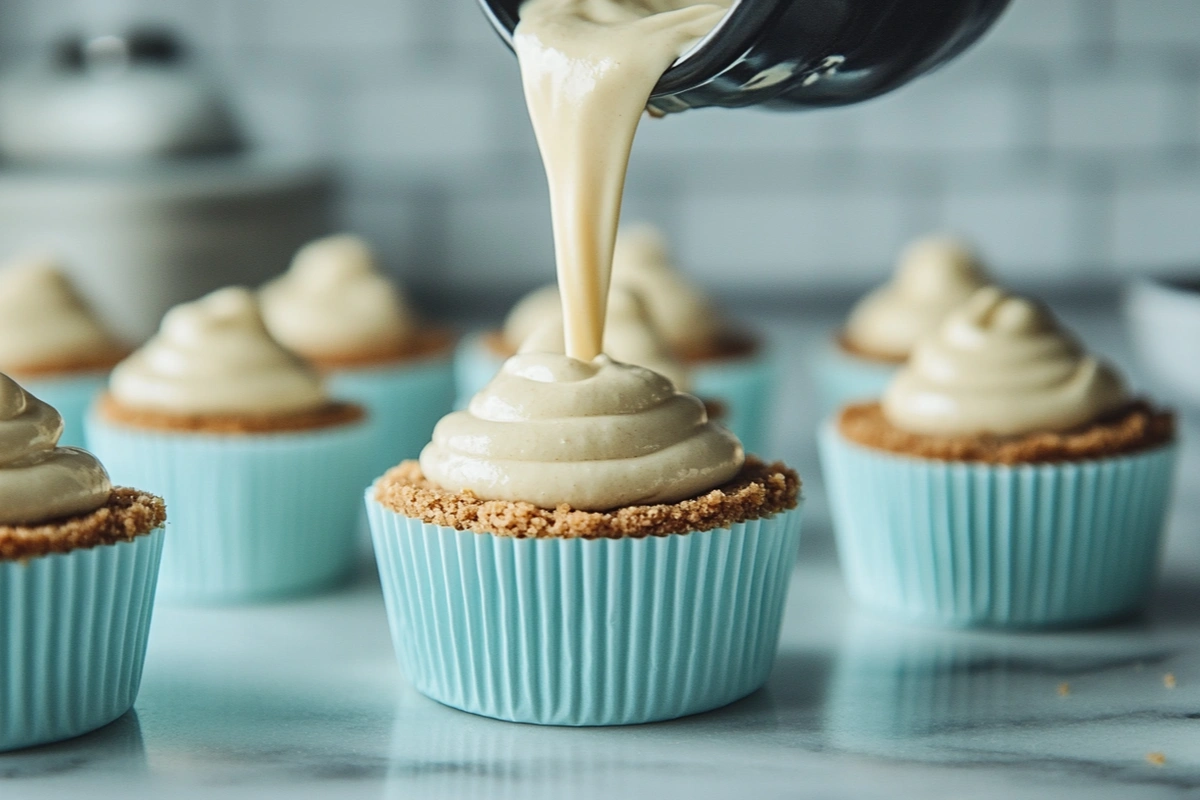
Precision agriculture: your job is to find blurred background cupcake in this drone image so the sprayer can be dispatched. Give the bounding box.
[813,235,990,412]
[455,223,775,454]
[87,287,372,603]
[0,253,127,448]
[821,287,1177,628]
[260,233,456,480]
[0,372,166,751]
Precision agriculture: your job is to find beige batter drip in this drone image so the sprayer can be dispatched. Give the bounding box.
[514,0,730,360]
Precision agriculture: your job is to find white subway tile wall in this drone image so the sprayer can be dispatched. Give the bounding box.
[1,0,1198,297]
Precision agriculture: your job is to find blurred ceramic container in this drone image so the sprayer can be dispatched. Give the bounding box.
[1126,277,1200,407]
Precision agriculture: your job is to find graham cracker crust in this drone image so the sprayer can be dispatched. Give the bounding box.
[97,393,366,435]
[0,488,166,561]
[835,332,907,365]
[837,401,1175,464]
[7,349,129,380]
[305,328,456,371]
[373,457,800,539]
[483,327,760,366]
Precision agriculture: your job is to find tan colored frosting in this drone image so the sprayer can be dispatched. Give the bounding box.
[882,287,1129,437]
[503,284,563,351]
[518,287,692,389]
[844,235,990,360]
[611,223,722,351]
[0,373,111,525]
[260,234,414,361]
[0,254,124,373]
[110,287,328,415]
[420,353,741,511]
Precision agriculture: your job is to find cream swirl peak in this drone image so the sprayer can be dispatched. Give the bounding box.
[260,234,414,361]
[883,287,1129,437]
[503,284,562,351]
[0,254,124,373]
[517,287,692,389]
[611,223,722,352]
[420,353,741,511]
[844,235,989,360]
[514,0,731,361]
[0,373,111,525]
[502,224,719,358]
[110,287,328,415]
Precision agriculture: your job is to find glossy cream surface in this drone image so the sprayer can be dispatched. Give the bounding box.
[260,234,414,361]
[517,287,692,389]
[611,223,722,351]
[0,254,123,373]
[0,373,111,525]
[514,0,729,361]
[111,287,328,415]
[420,352,741,510]
[844,236,989,360]
[883,287,1130,436]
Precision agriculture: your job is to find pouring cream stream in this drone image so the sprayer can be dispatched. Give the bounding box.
[513,0,730,360]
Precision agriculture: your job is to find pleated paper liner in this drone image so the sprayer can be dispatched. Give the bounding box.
[811,341,898,415]
[88,416,373,603]
[690,347,777,457]
[368,494,804,726]
[819,422,1177,628]
[22,371,108,450]
[328,354,456,480]
[1,529,164,751]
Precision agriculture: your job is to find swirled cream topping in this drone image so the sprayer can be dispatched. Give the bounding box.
[517,287,692,389]
[110,287,328,415]
[844,235,990,360]
[882,287,1129,437]
[611,223,722,351]
[420,353,741,511]
[0,254,124,373]
[260,234,414,361]
[503,284,563,350]
[0,373,111,525]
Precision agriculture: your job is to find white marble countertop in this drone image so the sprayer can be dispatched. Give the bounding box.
[4,305,1200,800]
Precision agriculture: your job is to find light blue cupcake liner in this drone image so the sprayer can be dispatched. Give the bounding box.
[1,528,165,752]
[21,372,108,450]
[367,493,804,725]
[819,422,1177,628]
[455,332,776,455]
[453,332,505,410]
[811,340,898,414]
[87,416,373,604]
[691,347,776,457]
[329,355,456,480]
